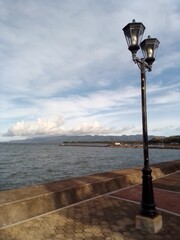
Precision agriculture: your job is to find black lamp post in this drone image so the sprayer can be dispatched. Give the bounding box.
[122,20,160,217]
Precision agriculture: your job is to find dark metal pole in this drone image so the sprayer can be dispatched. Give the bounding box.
[140,59,157,217]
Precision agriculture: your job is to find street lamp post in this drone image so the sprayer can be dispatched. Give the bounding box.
[122,20,162,232]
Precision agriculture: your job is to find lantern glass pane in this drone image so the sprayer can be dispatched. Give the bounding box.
[130,29,138,45]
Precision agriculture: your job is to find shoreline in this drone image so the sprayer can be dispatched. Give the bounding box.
[60,143,180,149]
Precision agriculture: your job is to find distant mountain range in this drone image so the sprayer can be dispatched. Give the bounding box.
[8,134,156,144]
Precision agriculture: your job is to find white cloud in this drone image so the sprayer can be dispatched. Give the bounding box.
[151,91,180,105]
[3,115,179,138]
[4,117,65,137]
[68,121,115,135]
[3,116,144,137]
[3,118,117,137]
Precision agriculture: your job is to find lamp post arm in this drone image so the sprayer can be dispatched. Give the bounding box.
[132,54,152,72]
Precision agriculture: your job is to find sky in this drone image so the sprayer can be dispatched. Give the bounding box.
[0,0,180,141]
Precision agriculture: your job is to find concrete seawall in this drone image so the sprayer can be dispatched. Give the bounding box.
[0,159,179,228]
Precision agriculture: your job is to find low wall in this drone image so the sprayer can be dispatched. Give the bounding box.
[0,159,179,228]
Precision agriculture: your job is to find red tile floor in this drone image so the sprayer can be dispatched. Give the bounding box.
[110,172,180,215]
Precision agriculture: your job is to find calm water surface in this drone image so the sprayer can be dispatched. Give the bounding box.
[0,143,179,191]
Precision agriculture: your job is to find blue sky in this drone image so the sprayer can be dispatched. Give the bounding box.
[0,0,180,141]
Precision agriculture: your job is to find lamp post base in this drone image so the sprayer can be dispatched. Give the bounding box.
[135,214,162,233]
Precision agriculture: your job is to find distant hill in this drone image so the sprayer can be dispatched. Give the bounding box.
[8,134,155,144]
[149,135,180,144]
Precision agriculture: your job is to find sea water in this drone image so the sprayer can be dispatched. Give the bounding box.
[0,143,179,191]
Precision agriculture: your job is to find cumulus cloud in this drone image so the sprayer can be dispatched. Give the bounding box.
[3,117,139,137]
[4,117,65,136]
[69,121,115,135]
[3,118,115,137]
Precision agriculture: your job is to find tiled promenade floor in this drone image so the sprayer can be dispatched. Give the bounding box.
[0,172,179,240]
[111,172,180,215]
